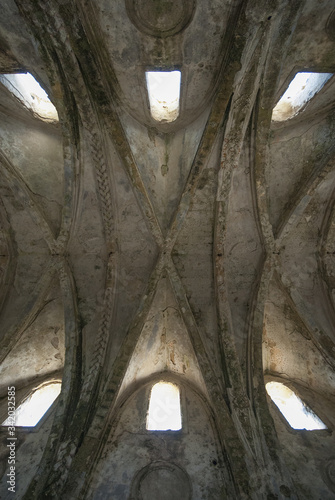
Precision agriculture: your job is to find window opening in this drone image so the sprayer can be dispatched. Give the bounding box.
[272,72,332,122]
[147,381,182,431]
[146,70,181,123]
[0,72,59,122]
[266,381,327,430]
[2,382,61,427]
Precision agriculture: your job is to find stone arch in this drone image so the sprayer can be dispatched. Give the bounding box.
[129,461,192,500]
[86,373,233,500]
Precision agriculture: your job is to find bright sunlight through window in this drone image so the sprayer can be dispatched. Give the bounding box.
[147,382,182,431]
[266,381,327,430]
[2,382,61,427]
[272,72,332,122]
[146,71,181,123]
[0,73,59,122]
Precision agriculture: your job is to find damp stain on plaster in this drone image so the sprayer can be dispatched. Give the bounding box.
[161,163,168,176]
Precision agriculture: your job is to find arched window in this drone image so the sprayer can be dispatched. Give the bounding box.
[2,382,61,427]
[146,382,182,431]
[146,70,181,123]
[272,72,332,121]
[0,72,58,122]
[266,381,327,430]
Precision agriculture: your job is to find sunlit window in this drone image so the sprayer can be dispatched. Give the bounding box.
[2,382,61,427]
[0,73,59,122]
[146,70,181,123]
[266,381,327,430]
[272,72,332,122]
[147,382,182,431]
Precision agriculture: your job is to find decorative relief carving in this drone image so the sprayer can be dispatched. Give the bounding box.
[125,0,196,38]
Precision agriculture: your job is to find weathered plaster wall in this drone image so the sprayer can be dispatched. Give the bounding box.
[88,380,228,500]
[0,407,56,499]
[266,380,335,499]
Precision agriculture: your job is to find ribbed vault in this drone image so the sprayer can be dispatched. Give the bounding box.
[0,0,335,499]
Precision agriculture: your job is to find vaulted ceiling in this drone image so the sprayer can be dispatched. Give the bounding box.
[1,0,335,498]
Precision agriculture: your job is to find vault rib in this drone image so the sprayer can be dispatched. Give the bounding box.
[0,260,59,365]
[273,272,335,371]
[275,144,335,241]
[0,151,57,250]
[0,196,16,318]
